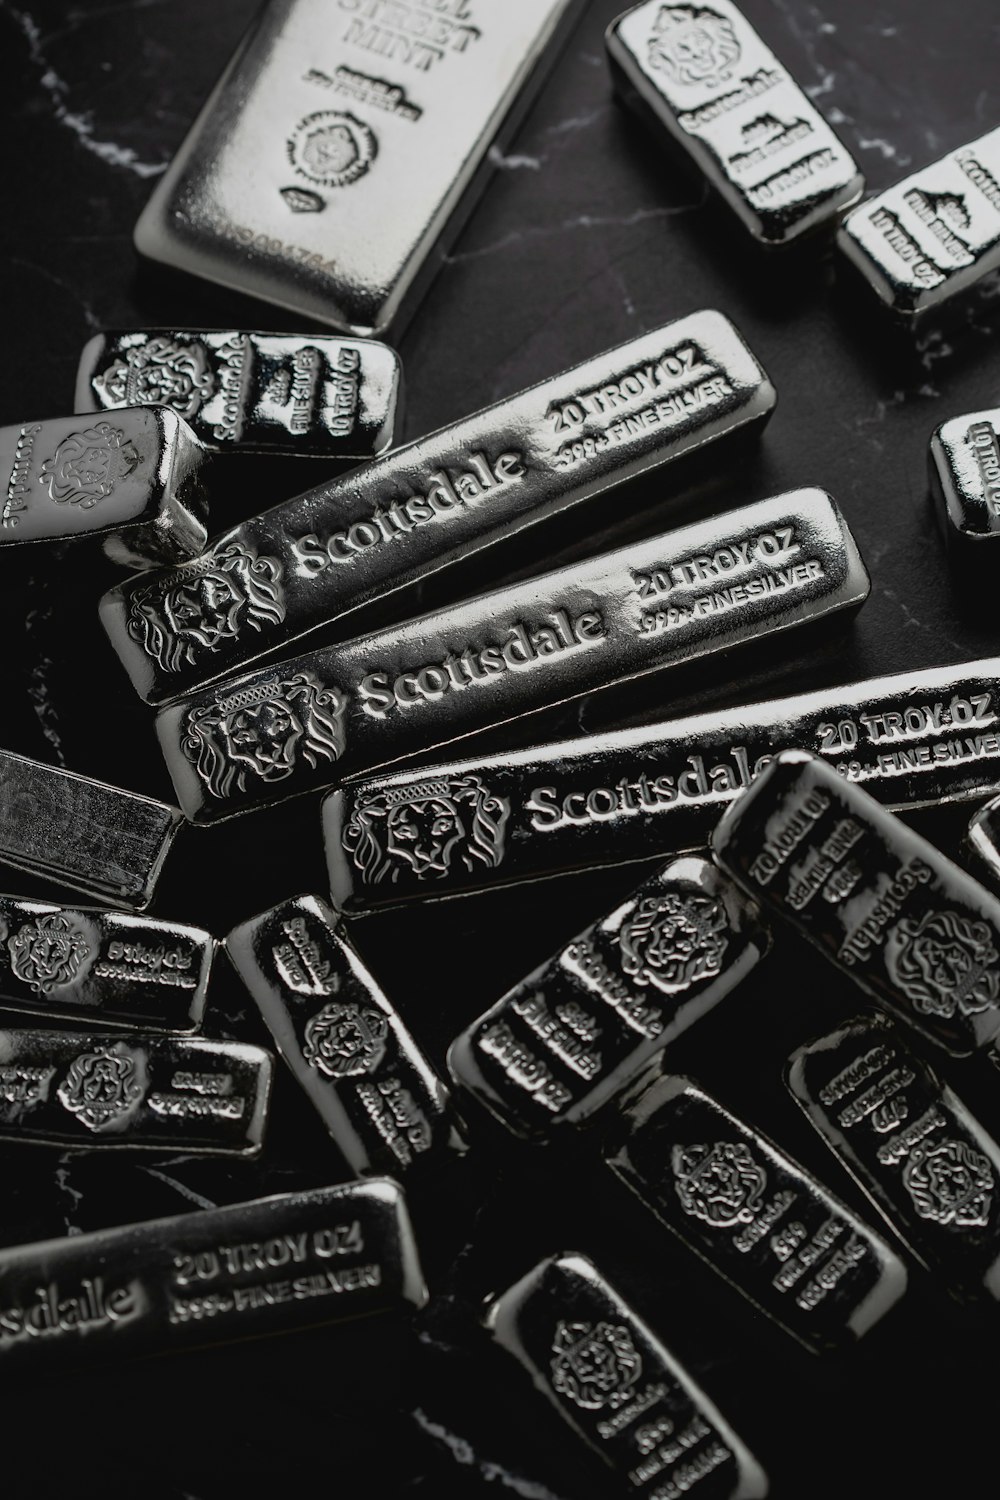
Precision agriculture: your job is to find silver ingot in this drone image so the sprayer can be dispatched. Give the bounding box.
[99,311,775,706]
[0,750,182,910]
[606,0,863,245]
[77,330,402,460]
[0,1028,271,1154]
[0,407,206,568]
[712,749,1000,1056]
[969,792,1000,884]
[226,892,466,1175]
[484,1252,768,1499]
[604,1075,907,1353]
[930,407,1000,544]
[448,857,767,1139]
[157,488,868,825]
[838,125,1000,318]
[325,658,1000,915]
[0,1179,425,1370]
[134,0,587,335]
[0,896,213,1033]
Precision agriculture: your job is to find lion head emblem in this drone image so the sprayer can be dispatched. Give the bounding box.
[38,422,140,508]
[57,1043,145,1132]
[93,337,216,421]
[885,909,1000,1020]
[647,4,742,88]
[902,1137,994,1229]
[288,111,377,188]
[618,893,728,993]
[303,1001,389,1078]
[550,1321,642,1410]
[8,913,93,995]
[342,775,510,886]
[672,1141,767,1227]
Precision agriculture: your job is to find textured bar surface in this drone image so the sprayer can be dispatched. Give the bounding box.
[448,858,767,1139]
[607,0,862,244]
[485,1253,768,1499]
[0,1179,425,1371]
[930,407,1000,542]
[100,312,774,705]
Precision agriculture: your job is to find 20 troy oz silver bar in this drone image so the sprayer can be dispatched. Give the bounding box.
[100,311,775,705]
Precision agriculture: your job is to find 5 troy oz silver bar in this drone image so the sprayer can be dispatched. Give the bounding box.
[99,311,775,705]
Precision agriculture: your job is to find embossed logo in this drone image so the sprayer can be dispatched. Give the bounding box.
[280,186,326,213]
[885,910,1000,1019]
[618,893,728,994]
[183,672,346,799]
[647,4,741,87]
[9,913,92,994]
[38,422,140,509]
[303,1001,389,1078]
[342,776,510,886]
[672,1141,767,1227]
[57,1044,144,1131]
[288,111,377,187]
[93,337,216,421]
[550,1321,642,1410]
[902,1137,994,1228]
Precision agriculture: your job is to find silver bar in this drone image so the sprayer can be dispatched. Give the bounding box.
[0,1029,271,1154]
[0,408,206,568]
[99,311,775,706]
[157,489,868,825]
[448,857,767,1139]
[604,1075,906,1353]
[787,1012,1000,1302]
[77,330,402,460]
[0,896,213,1033]
[226,893,465,1175]
[712,749,1000,1056]
[838,125,1000,318]
[325,658,1000,916]
[0,1179,425,1371]
[134,0,586,336]
[930,407,1000,543]
[0,751,182,910]
[484,1252,768,1500]
[606,0,863,245]
[969,792,1000,884]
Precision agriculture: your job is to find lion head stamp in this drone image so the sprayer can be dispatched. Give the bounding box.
[303,1001,389,1078]
[902,1137,994,1229]
[8,913,93,995]
[93,337,216,421]
[885,909,1000,1020]
[647,4,742,88]
[550,1321,643,1411]
[288,111,377,188]
[38,422,140,509]
[672,1140,767,1227]
[618,892,728,994]
[342,775,510,886]
[57,1043,145,1132]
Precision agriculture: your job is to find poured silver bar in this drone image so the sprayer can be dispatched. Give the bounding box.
[969,792,1000,885]
[0,407,206,568]
[712,749,1000,1056]
[0,751,182,910]
[0,897,213,1033]
[135,0,586,335]
[604,1075,906,1353]
[838,125,1000,318]
[0,1179,425,1371]
[448,857,767,1139]
[606,0,863,245]
[100,312,775,706]
[158,489,868,825]
[77,330,402,460]
[325,658,1000,915]
[787,1013,1000,1301]
[484,1253,768,1499]
[0,1028,271,1154]
[930,406,1000,543]
[227,893,465,1175]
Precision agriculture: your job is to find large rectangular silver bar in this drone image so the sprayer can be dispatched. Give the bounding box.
[134,0,586,335]
[0,1179,425,1371]
[930,407,1000,544]
[77,330,402,460]
[606,0,863,245]
[838,125,1000,318]
[325,658,1000,915]
[157,489,868,825]
[100,312,775,706]
[0,751,183,910]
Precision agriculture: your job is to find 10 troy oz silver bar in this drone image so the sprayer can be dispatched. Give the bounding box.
[325,657,1000,916]
[77,330,402,461]
[100,311,775,706]
[134,0,588,336]
[157,488,868,825]
[0,1179,425,1371]
[606,0,863,246]
[930,405,1000,546]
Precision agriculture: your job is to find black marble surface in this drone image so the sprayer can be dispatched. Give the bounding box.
[3,0,1000,1494]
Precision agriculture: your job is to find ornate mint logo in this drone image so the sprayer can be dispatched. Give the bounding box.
[618,893,728,994]
[902,1137,994,1228]
[38,422,139,509]
[126,540,286,674]
[647,4,741,87]
[183,672,346,799]
[288,111,377,187]
[280,186,326,213]
[885,910,1000,1019]
[93,337,215,421]
[57,1044,144,1132]
[672,1141,767,1227]
[342,775,510,886]
[9,913,92,994]
[303,1001,389,1078]
[550,1321,642,1411]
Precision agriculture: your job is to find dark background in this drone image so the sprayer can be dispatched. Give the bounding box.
[4,0,1000,1495]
